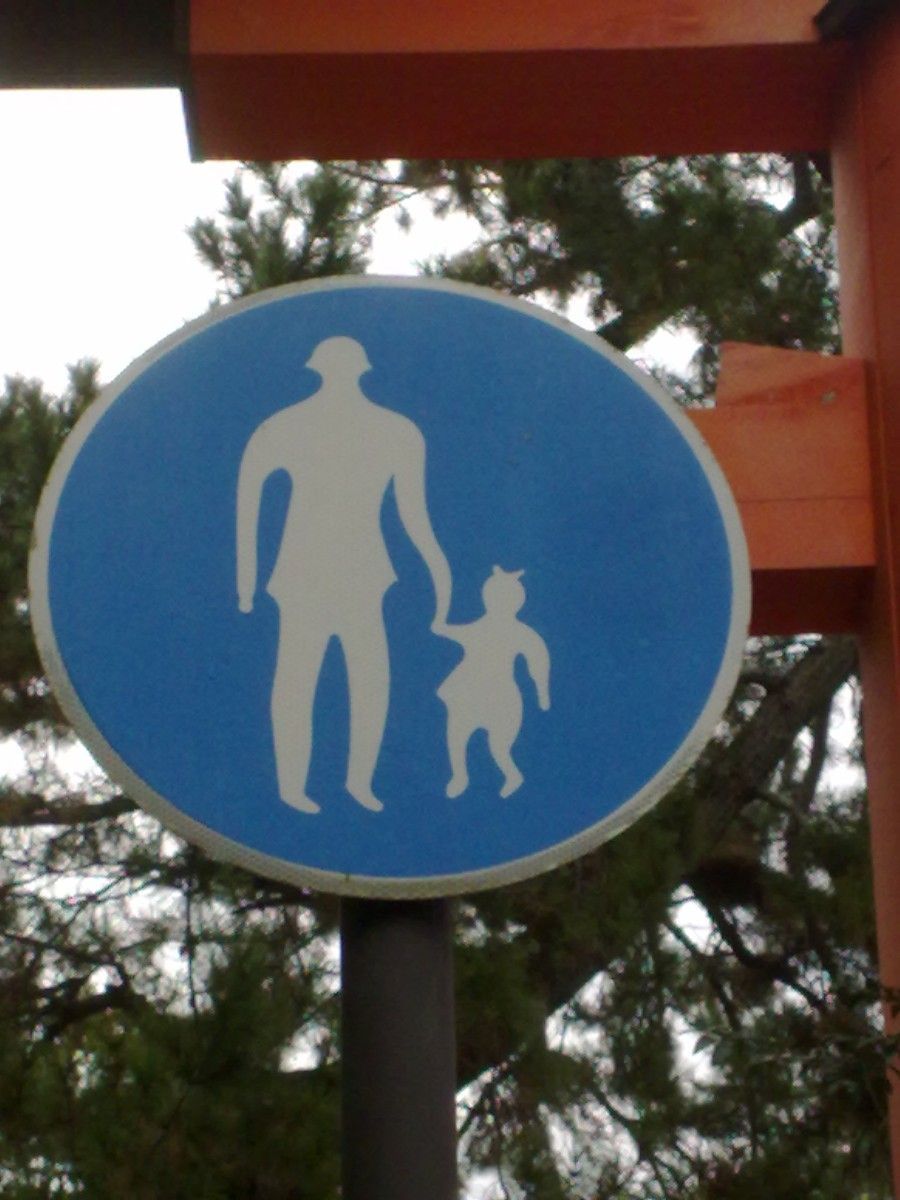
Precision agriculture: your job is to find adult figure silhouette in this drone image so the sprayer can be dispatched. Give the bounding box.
[236,336,452,814]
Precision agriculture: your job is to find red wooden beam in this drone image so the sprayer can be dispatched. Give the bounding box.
[832,6,900,1182]
[186,0,849,160]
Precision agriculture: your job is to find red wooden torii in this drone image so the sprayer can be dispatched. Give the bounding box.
[5,0,900,1183]
[183,0,900,1176]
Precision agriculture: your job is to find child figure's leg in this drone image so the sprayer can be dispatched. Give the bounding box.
[445,710,475,798]
[488,695,524,798]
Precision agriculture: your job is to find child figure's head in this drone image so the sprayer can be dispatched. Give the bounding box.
[482,565,526,616]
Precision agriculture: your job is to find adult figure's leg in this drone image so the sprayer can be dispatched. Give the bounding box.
[341,598,390,812]
[272,603,330,813]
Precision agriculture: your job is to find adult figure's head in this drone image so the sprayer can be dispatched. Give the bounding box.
[306,337,372,384]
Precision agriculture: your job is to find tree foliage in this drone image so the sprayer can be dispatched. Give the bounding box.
[0,155,892,1198]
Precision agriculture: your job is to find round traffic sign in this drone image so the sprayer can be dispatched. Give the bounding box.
[30,277,749,896]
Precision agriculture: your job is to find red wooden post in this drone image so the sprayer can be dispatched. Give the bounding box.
[831,5,900,1179]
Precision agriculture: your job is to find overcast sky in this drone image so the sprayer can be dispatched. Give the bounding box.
[1,87,695,400]
[2,90,228,391]
[0,88,485,394]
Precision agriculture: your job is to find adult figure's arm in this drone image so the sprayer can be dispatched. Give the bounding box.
[393,425,452,626]
[432,621,469,644]
[236,425,273,612]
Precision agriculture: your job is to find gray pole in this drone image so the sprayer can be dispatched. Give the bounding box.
[340,897,457,1200]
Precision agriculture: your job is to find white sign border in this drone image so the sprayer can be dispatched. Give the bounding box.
[29,275,751,899]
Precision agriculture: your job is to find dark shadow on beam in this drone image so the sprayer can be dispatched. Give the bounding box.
[816,0,897,40]
[0,0,183,88]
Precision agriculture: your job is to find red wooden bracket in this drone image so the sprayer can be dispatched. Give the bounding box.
[692,343,873,635]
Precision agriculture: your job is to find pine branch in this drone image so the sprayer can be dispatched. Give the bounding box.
[663,917,741,1031]
[0,789,136,827]
[695,892,827,1011]
[684,639,856,851]
[776,154,821,238]
[41,981,140,1039]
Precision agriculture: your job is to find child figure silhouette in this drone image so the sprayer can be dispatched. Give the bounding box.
[434,566,551,798]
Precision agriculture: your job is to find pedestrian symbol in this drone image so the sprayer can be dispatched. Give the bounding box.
[30,277,749,897]
[237,335,454,815]
[237,335,551,816]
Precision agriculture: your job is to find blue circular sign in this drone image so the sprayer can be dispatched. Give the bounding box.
[30,278,749,896]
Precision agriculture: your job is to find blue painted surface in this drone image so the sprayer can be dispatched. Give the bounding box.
[47,284,735,882]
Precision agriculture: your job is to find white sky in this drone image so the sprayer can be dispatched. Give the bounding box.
[0,88,693,395]
[2,90,228,391]
[0,88,484,393]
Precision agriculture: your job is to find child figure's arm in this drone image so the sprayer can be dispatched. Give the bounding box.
[520,626,551,710]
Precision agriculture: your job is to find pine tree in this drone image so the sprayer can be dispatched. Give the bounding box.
[0,156,891,1199]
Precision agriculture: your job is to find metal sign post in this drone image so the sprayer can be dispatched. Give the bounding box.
[341,899,456,1200]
